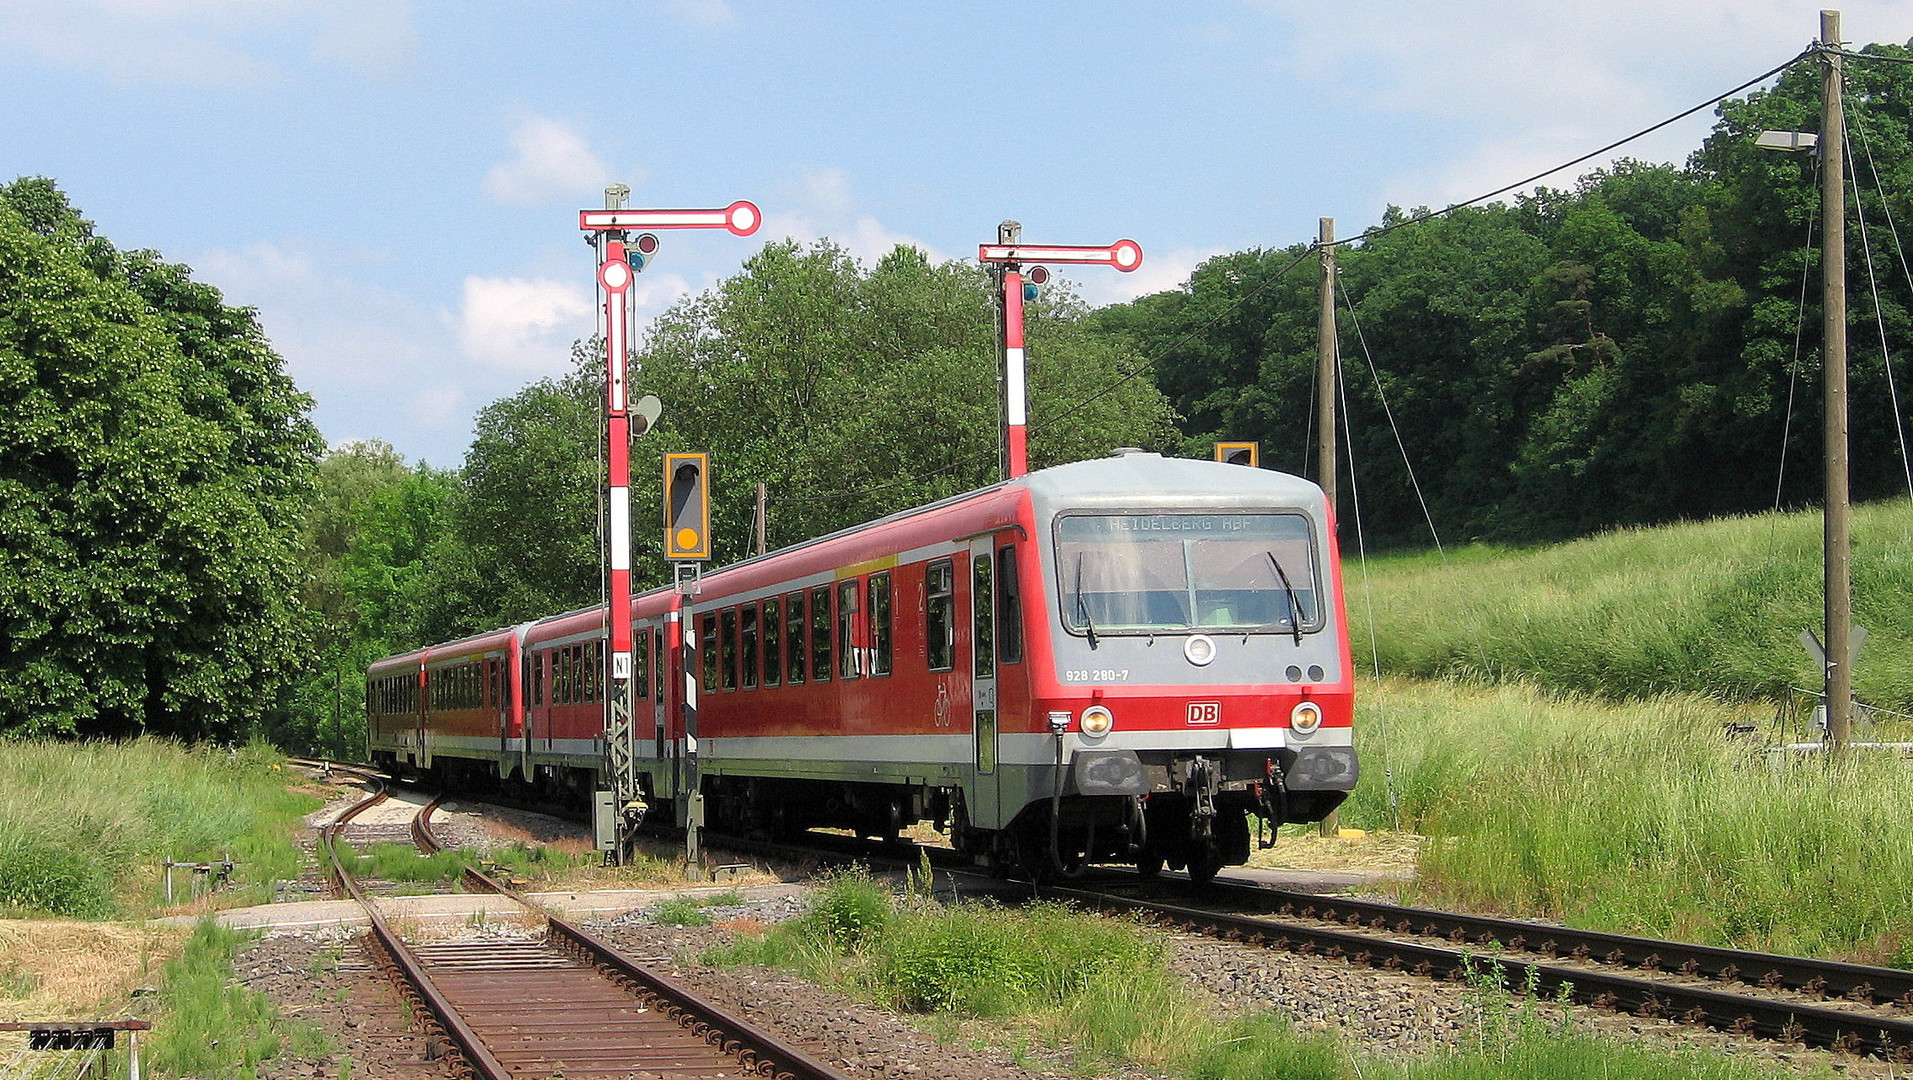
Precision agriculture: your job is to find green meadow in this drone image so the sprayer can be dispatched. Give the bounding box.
[1336,499,1913,964]
[1347,499,1913,707]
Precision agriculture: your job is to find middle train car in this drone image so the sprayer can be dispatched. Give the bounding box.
[371,450,1358,881]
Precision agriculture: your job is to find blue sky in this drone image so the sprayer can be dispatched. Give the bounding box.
[3,1,1908,467]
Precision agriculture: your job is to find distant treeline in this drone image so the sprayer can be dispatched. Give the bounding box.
[1095,44,1913,545]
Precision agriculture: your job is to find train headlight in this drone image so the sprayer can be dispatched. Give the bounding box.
[1080,705,1115,738]
[1183,634,1217,666]
[1290,700,1323,736]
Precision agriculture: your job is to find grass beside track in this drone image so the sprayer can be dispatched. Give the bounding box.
[1350,498,1913,707]
[1344,678,1913,966]
[142,918,332,1079]
[707,873,1826,1080]
[0,739,320,918]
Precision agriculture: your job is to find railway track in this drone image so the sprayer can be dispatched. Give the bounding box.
[1059,874,1913,1061]
[298,758,1913,1063]
[314,770,855,1080]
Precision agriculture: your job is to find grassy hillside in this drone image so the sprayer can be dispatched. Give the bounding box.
[1348,499,1913,708]
[1342,678,1913,964]
[0,740,319,918]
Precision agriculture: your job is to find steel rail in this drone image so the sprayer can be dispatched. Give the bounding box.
[316,780,516,1078]
[1055,886,1913,1060]
[407,788,857,1080]
[1180,878,1913,1009]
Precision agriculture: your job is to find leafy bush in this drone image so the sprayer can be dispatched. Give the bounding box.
[0,834,114,918]
[790,870,892,950]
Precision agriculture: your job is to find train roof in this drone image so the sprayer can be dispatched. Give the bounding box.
[1023,451,1326,510]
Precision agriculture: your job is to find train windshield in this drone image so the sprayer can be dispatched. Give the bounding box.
[1055,512,1321,636]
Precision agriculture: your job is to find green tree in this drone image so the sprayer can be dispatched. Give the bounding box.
[270,441,457,755]
[0,178,322,740]
[418,239,1178,640]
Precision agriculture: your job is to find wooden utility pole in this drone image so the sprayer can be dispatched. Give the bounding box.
[1316,217,1341,838]
[1316,218,1339,517]
[1821,9,1853,752]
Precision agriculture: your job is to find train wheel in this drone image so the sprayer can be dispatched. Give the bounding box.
[1186,838,1224,884]
[1136,849,1164,879]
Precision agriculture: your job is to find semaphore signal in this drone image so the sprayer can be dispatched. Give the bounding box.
[978,224,1144,479]
[579,186,759,865]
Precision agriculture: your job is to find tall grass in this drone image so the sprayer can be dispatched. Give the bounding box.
[1351,499,1913,707]
[709,874,1817,1080]
[1345,678,1913,963]
[0,739,319,918]
[144,918,330,1078]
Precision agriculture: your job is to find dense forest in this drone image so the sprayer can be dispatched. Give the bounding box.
[1097,44,1913,544]
[5,43,1913,745]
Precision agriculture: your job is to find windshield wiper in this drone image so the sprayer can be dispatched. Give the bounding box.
[1075,551,1099,649]
[1267,552,1303,646]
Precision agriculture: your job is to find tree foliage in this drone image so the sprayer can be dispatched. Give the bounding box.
[1096,43,1913,545]
[0,178,322,739]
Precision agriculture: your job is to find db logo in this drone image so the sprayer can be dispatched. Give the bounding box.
[1186,701,1221,725]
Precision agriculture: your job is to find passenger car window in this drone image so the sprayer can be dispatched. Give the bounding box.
[785,592,807,684]
[868,573,892,677]
[926,559,954,672]
[837,579,860,680]
[810,585,832,682]
[762,598,782,688]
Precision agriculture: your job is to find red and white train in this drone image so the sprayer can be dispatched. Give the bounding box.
[367,450,1357,880]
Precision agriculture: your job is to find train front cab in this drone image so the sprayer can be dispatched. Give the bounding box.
[992,454,1359,881]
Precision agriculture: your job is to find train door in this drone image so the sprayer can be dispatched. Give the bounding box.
[415,658,431,770]
[520,649,533,781]
[652,626,668,761]
[967,537,1002,828]
[492,657,507,763]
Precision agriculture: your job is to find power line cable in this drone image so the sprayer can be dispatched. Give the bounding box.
[1043,47,1815,434]
[1333,313,1399,831]
[1326,48,1817,250]
[1336,273,1494,678]
[1849,110,1913,503]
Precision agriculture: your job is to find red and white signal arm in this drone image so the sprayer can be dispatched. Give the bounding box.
[579,201,762,236]
[977,239,1143,272]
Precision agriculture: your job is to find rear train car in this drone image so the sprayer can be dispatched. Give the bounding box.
[368,450,1357,881]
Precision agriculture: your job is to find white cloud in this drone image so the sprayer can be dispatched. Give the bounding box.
[0,0,417,84]
[456,276,596,374]
[760,167,946,266]
[195,239,440,386]
[1077,246,1229,305]
[669,0,736,26]
[1242,0,1910,212]
[310,0,418,73]
[482,113,619,205]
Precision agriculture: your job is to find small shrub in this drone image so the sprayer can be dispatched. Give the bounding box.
[650,897,713,926]
[0,835,115,918]
[794,870,891,950]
